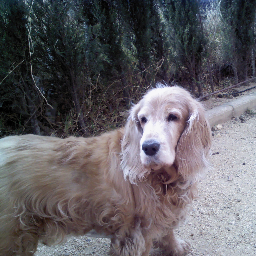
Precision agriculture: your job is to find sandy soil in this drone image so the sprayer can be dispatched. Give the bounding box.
[179,114,256,255]
[36,85,256,256]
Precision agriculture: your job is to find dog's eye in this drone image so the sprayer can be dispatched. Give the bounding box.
[140,116,147,124]
[167,113,178,122]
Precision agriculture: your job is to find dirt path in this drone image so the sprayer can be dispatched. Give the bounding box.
[178,114,256,255]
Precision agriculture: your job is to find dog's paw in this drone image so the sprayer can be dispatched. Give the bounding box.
[169,238,190,256]
[110,225,146,256]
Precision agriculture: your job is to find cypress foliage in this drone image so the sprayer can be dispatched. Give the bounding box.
[0,0,42,135]
[32,0,89,134]
[1,0,256,136]
[220,0,256,81]
[126,0,153,70]
[122,0,171,84]
[166,0,206,95]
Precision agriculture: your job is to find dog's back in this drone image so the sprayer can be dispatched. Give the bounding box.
[0,131,131,255]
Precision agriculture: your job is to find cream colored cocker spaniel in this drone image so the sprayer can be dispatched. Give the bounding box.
[0,85,211,256]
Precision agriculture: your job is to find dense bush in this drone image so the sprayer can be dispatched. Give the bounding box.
[0,0,256,136]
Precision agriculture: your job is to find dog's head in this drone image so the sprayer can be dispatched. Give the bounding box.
[121,85,211,184]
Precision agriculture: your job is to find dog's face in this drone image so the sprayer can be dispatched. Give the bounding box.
[121,85,211,183]
[135,88,189,171]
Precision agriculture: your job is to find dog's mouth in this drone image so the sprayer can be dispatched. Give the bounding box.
[143,158,172,172]
[142,153,175,172]
[142,156,161,170]
[149,163,162,171]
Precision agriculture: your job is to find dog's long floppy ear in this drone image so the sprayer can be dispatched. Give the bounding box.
[121,101,148,184]
[175,100,212,180]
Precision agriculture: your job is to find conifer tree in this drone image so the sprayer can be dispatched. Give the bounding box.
[32,0,89,134]
[220,0,256,81]
[0,0,41,134]
[167,0,206,94]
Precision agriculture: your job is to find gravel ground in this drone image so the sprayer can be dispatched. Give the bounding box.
[36,86,256,256]
[178,113,256,256]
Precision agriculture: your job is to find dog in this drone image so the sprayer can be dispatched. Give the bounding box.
[0,85,211,256]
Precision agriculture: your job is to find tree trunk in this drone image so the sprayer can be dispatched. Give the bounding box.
[252,48,255,77]
[121,73,130,107]
[233,58,239,84]
[23,81,41,135]
[70,70,87,135]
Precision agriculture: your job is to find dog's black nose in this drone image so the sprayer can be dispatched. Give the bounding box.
[142,141,160,156]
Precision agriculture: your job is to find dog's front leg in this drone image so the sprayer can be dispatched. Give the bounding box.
[109,219,152,256]
[141,237,153,256]
[110,233,148,256]
[157,229,190,256]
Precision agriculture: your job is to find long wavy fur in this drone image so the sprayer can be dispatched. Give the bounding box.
[0,85,211,256]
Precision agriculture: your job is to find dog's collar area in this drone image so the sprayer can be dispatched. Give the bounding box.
[155,171,176,196]
[153,168,193,195]
[157,171,172,184]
